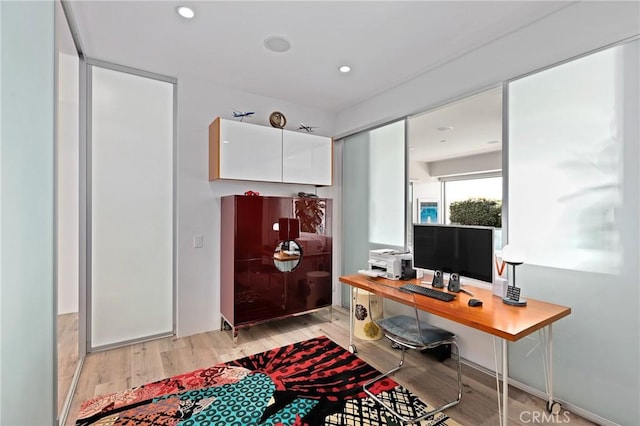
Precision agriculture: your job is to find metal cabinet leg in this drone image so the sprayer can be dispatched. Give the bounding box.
[220,316,238,347]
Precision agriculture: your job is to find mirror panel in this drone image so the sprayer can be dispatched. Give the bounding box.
[407,87,503,243]
[273,240,303,272]
[56,0,81,419]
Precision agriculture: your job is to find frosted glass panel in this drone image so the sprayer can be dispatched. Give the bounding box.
[1,1,55,424]
[508,40,639,425]
[91,66,173,347]
[342,133,371,279]
[509,48,622,274]
[341,120,405,306]
[369,121,405,246]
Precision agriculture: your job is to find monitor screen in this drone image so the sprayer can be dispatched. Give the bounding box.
[412,224,494,283]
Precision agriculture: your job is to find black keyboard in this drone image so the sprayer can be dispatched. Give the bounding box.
[400,283,456,302]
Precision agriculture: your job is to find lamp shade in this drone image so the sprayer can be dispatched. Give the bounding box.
[278,218,300,240]
[501,244,525,264]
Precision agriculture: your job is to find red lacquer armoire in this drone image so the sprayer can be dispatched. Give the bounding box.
[220,195,332,344]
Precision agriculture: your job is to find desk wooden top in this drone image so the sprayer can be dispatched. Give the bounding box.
[273,251,301,261]
[340,274,571,342]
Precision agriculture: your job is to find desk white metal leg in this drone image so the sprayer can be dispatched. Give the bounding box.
[540,324,562,414]
[502,338,509,426]
[348,287,357,353]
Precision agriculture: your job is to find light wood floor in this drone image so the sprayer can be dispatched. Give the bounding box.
[65,308,595,426]
[58,312,79,414]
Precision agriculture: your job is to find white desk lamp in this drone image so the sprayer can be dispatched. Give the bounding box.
[501,244,527,307]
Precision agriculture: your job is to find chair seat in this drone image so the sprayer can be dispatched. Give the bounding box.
[377,315,454,347]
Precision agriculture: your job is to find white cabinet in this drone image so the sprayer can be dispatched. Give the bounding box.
[209,118,283,182]
[209,117,333,185]
[282,131,333,185]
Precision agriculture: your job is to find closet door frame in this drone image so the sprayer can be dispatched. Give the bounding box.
[84,58,177,351]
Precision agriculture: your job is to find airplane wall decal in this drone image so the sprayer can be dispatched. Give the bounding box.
[298,123,318,133]
[232,110,255,121]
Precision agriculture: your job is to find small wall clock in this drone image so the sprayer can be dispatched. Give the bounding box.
[269,111,287,128]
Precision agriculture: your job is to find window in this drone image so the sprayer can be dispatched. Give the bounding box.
[444,176,502,225]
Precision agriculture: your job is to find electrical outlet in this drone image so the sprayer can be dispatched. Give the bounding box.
[193,234,203,248]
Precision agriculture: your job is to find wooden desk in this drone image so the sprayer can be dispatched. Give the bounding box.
[340,274,570,341]
[273,251,301,261]
[339,274,571,424]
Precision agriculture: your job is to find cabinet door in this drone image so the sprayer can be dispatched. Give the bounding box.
[282,132,332,185]
[233,196,292,325]
[218,119,282,182]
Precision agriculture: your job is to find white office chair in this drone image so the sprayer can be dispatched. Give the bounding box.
[362,283,462,423]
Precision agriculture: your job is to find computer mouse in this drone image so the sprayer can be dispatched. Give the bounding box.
[468,298,483,307]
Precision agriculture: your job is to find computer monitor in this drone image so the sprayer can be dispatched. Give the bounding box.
[412,224,494,284]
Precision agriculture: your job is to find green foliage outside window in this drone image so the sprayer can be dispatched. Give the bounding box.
[449,198,502,227]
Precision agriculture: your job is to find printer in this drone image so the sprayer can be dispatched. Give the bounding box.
[365,249,415,280]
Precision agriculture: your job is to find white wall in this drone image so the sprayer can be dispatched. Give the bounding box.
[409,159,431,183]
[175,75,337,337]
[1,1,56,424]
[427,151,501,178]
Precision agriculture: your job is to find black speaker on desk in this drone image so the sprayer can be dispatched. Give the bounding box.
[432,270,444,288]
[448,273,460,292]
[400,259,416,280]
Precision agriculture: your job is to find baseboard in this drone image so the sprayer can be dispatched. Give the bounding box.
[459,357,617,426]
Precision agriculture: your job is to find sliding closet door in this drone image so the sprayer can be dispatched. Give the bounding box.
[89,63,175,349]
[341,120,406,306]
[507,40,639,424]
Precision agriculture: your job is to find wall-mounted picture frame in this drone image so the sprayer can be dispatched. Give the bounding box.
[418,199,439,224]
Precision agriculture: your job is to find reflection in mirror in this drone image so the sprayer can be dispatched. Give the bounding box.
[273,240,303,272]
[407,87,503,245]
[56,0,81,421]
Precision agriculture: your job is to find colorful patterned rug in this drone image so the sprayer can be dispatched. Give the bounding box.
[76,336,459,426]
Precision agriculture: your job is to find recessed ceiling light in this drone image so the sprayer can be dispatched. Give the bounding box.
[176,6,195,19]
[264,36,291,53]
[339,65,351,73]
[437,126,453,131]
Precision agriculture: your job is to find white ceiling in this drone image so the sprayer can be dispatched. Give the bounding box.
[67,1,570,113]
[408,87,503,163]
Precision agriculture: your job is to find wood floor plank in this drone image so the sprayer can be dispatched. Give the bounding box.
[65,308,596,426]
[131,340,165,387]
[57,312,79,413]
[94,378,131,397]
